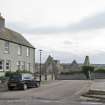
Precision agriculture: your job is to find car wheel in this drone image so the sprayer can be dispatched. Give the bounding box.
[23,84,27,90]
[8,87,13,90]
[35,83,40,88]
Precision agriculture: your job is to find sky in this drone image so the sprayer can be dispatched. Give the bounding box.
[0,0,105,64]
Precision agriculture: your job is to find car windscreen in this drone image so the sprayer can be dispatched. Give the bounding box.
[9,75,22,81]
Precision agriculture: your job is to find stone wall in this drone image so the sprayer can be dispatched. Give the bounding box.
[57,73,105,80]
[94,73,105,79]
[57,73,87,80]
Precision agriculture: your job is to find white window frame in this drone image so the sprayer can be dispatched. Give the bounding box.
[18,45,22,55]
[26,47,30,57]
[17,61,21,70]
[27,63,30,71]
[21,61,25,70]
[6,60,11,71]
[4,41,9,54]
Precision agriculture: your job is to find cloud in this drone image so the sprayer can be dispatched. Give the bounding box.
[7,21,65,34]
[36,49,105,64]
[67,11,105,32]
[63,40,73,45]
[7,11,105,34]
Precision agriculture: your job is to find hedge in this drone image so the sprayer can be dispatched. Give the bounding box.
[5,70,32,77]
[60,71,82,75]
[95,68,105,73]
[82,66,94,79]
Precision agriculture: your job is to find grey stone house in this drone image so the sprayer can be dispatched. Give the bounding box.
[0,15,35,76]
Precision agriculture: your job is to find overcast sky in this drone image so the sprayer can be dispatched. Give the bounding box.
[0,0,105,64]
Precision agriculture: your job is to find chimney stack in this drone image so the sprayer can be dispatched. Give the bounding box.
[0,13,5,28]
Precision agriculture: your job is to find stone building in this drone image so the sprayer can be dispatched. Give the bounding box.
[41,55,63,80]
[62,60,81,73]
[69,60,81,71]
[0,14,35,76]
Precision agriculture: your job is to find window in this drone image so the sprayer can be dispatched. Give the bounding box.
[21,61,25,70]
[4,41,9,53]
[18,45,22,55]
[6,60,11,71]
[0,60,4,71]
[17,61,21,70]
[26,47,30,56]
[27,63,30,71]
[17,61,25,71]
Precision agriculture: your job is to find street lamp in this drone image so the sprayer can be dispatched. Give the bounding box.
[39,50,42,82]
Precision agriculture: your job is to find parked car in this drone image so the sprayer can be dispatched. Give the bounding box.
[7,73,40,90]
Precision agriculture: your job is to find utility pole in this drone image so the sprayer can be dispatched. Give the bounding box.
[39,50,42,82]
[88,70,91,80]
[84,56,91,80]
[33,48,36,79]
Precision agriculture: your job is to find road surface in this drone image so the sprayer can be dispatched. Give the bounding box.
[0,80,103,105]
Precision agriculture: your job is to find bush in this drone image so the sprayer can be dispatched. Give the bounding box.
[0,76,8,83]
[5,71,19,77]
[82,66,94,72]
[5,71,12,77]
[82,66,94,79]
[16,70,32,74]
[5,70,32,78]
[95,68,105,73]
[60,71,82,75]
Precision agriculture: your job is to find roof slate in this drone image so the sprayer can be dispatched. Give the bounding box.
[0,28,34,48]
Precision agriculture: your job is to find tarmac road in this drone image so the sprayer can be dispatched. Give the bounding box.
[0,80,103,105]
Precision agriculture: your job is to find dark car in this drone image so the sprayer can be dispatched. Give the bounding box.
[7,73,40,90]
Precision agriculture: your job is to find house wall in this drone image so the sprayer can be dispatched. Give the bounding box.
[0,16,5,28]
[0,39,35,75]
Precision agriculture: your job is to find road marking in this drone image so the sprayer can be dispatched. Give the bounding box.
[81,101,103,105]
[38,100,61,103]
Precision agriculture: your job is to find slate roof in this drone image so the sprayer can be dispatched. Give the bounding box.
[70,60,78,66]
[0,28,34,48]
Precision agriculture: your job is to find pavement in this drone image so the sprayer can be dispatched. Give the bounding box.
[81,79,105,102]
[91,79,105,92]
[0,81,7,92]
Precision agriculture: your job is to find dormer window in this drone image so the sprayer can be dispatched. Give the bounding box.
[4,41,9,54]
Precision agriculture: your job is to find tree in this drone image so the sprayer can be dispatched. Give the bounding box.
[82,66,94,79]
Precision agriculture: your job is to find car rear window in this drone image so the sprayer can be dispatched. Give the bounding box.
[22,74,34,80]
[9,75,22,81]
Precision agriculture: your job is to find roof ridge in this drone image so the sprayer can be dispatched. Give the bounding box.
[0,27,35,48]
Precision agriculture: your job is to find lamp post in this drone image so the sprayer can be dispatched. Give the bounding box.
[39,50,42,82]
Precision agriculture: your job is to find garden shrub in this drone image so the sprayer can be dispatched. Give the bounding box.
[60,71,82,75]
[95,68,105,73]
[5,70,32,78]
[82,66,94,79]
[5,71,12,77]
